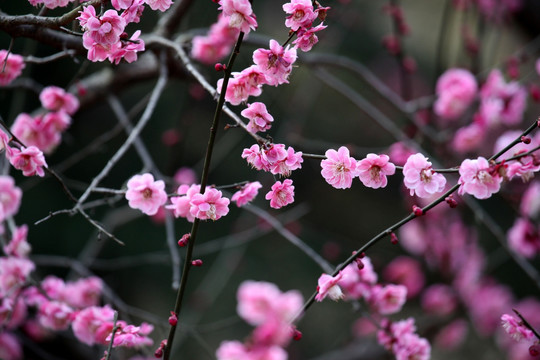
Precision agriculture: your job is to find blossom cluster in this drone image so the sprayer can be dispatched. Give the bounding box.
[0,176,153,360]
[77,1,157,63]
[0,50,25,86]
[216,280,303,360]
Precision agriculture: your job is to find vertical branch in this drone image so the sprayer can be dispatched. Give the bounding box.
[163,30,246,360]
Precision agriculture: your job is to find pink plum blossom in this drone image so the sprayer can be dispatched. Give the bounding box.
[458,157,502,199]
[0,257,35,297]
[38,300,74,331]
[11,111,71,153]
[191,14,240,65]
[388,141,414,166]
[269,146,303,177]
[501,314,534,342]
[7,146,47,177]
[111,0,134,10]
[241,102,274,133]
[80,8,126,45]
[434,68,477,120]
[320,146,359,189]
[145,0,172,12]
[368,284,408,315]
[166,184,201,222]
[338,256,377,300]
[265,179,295,209]
[231,181,262,207]
[217,66,268,105]
[108,30,146,64]
[106,322,154,347]
[507,218,540,259]
[125,173,168,216]
[282,0,318,31]
[0,50,25,86]
[71,306,115,345]
[218,0,257,34]
[63,276,103,308]
[120,0,146,23]
[494,130,540,181]
[3,225,30,258]
[0,176,22,222]
[292,23,327,52]
[357,153,396,189]
[39,86,79,115]
[403,153,446,198]
[173,166,197,185]
[520,182,540,219]
[451,122,486,154]
[479,69,527,126]
[377,318,431,360]
[189,188,230,221]
[315,272,344,302]
[253,40,297,86]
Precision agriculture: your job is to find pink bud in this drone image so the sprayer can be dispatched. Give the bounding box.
[292,328,303,341]
[169,311,178,326]
[412,205,423,216]
[178,233,190,247]
[191,259,203,266]
[445,195,458,208]
[390,233,398,245]
[521,136,531,144]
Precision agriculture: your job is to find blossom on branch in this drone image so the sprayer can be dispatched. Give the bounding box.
[403,153,446,198]
[231,181,262,207]
[241,102,274,133]
[357,153,396,189]
[218,0,257,34]
[189,188,230,221]
[265,179,295,209]
[125,173,168,216]
[282,0,318,31]
[0,51,25,86]
[458,157,502,199]
[320,146,359,189]
[253,40,297,86]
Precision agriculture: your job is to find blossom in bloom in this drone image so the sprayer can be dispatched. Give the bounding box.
[269,146,303,177]
[357,153,396,189]
[71,306,115,345]
[189,188,230,221]
[242,144,268,171]
[241,102,274,133]
[253,40,297,86]
[434,68,477,120]
[338,257,377,300]
[63,276,103,308]
[0,176,22,222]
[231,181,262,207]
[111,0,134,10]
[7,146,47,177]
[377,318,431,360]
[315,272,344,302]
[108,30,145,64]
[458,157,502,199]
[11,111,71,153]
[282,0,318,31]
[120,0,146,23]
[3,225,31,258]
[106,322,154,347]
[507,218,540,259]
[166,184,201,222]
[125,173,168,216]
[494,130,540,181]
[265,179,295,209]
[145,0,172,12]
[292,23,327,52]
[218,0,257,34]
[0,50,25,86]
[403,153,446,198]
[38,300,74,331]
[191,14,240,65]
[501,314,534,342]
[479,69,527,126]
[320,146,359,189]
[39,86,80,115]
[80,8,126,45]
[0,257,35,297]
[237,281,282,326]
[368,284,408,315]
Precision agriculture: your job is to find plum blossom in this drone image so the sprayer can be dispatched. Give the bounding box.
[145,0,172,12]
[320,146,359,189]
[403,153,446,198]
[231,181,262,207]
[368,284,408,315]
[253,40,297,86]
[338,257,377,300]
[0,176,22,222]
[501,314,534,342]
[357,153,396,189]
[507,218,540,259]
[166,184,201,222]
[38,300,74,331]
[458,157,502,199]
[0,50,25,86]
[293,23,327,52]
[3,225,30,258]
[241,102,274,133]
[383,256,425,299]
[218,0,257,34]
[125,173,168,216]
[315,272,344,302]
[11,111,71,153]
[0,257,35,297]
[191,14,240,65]
[39,86,80,115]
[494,130,540,181]
[265,179,295,209]
[377,318,431,360]
[71,306,115,345]
[7,146,47,177]
[451,122,486,154]
[434,68,477,120]
[106,322,154,347]
[108,30,145,64]
[189,188,230,221]
[218,66,268,105]
[282,0,318,31]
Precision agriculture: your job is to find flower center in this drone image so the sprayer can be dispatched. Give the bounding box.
[142,188,153,199]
